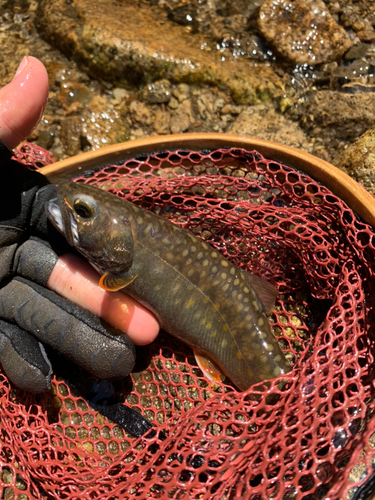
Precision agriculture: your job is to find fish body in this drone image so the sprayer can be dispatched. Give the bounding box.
[46,181,291,391]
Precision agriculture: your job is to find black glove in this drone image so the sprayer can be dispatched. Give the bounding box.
[0,141,136,393]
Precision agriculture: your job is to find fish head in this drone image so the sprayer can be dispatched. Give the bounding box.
[46,181,134,274]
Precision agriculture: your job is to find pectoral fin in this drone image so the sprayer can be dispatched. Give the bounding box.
[194,350,226,385]
[99,273,137,292]
[243,271,278,313]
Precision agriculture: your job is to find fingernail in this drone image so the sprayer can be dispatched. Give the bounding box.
[13,56,29,79]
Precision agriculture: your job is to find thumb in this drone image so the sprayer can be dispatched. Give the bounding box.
[0,56,49,150]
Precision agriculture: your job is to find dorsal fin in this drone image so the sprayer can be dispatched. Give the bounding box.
[242,271,278,312]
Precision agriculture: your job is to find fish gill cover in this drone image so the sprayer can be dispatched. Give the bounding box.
[1,143,375,499]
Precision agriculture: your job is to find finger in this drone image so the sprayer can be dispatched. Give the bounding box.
[0,277,136,380]
[0,56,48,149]
[0,320,52,393]
[48,253,160,346]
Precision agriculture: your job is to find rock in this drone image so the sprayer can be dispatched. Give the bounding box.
[332,127,375,196]
[57,82,92,110]
[258,0,352,65]
[170,113,190,135]
[300,91,375,148]
[36,0,291,106]
[228,105,310,151]
[140,80,172,104]
[60,116,82,156]
[173,83,190,103]
[154,109,171,135]
[60,96,130,155]
[129,101,153,126]
[0,31,30,87]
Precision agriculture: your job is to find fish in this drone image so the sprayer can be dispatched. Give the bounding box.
[46,181,291,391]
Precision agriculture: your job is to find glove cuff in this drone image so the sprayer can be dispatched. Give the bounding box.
[0,139,13,162]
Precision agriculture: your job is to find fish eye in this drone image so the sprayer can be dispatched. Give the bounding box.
[73,197,97,219]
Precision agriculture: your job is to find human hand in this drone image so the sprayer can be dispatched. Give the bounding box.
[0,57,159,392]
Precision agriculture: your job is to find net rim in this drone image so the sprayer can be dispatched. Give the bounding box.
[38,132,375,229]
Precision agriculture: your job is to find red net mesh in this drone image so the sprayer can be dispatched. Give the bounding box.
[2,144,375,499]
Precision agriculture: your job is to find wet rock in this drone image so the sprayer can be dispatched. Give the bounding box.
[332,127,375,196]
[228,105,310,151]
[344,42,370,61]
[57,82,92,110]
[60,96,130,156]
[300,91,375,151]
[258,0,352,65]
[140,80,172,104]
[0,31,30,87]
[327,0,375,42]
[60,116,82,156]
[82,96,130,148]
[36,0,291,105]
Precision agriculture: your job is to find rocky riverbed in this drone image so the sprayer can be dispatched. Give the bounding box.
[1,0,375,191]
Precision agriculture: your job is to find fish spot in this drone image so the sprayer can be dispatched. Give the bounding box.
[166,252,174,260]
[186,258,192,266]
[201,271,207,279]
[211,251,217,258]
[243,306,250,312]
[273,367,281,376]
[162,237,170,245]
[221,272,227,280]
[173,283,181,293]
[231,290,237,298]
[221,260,229,267]
[244,287,249,294]
[221,339,227,348]
[274,355,282,362]
[234,278,240,286]
[222,283,229,292]
[245,314,253,322]
[210,331,217,338]
[236,351,242,360]
[201,318,206,326]
[222,324,229,332]
[202,259,209,267]
[182,249,189,257]
[258,317,264,327]
[252,301,259,311]
[203,297,210,304]
[193,311,201,320]
[211,265,217,273]
[197,252,203,260]
[191,246,197,252]
[230,268,236,275]
[137,216,144,225]
[187,268,195,277]
[247,369,253,377]
[206,321,212,329]
[185,297,195,309]
[237,293,243,300]
[266,343,274,352]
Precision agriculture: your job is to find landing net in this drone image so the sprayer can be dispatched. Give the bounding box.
[1,142,375,500]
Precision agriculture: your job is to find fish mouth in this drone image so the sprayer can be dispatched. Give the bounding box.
[45,197,79,247]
